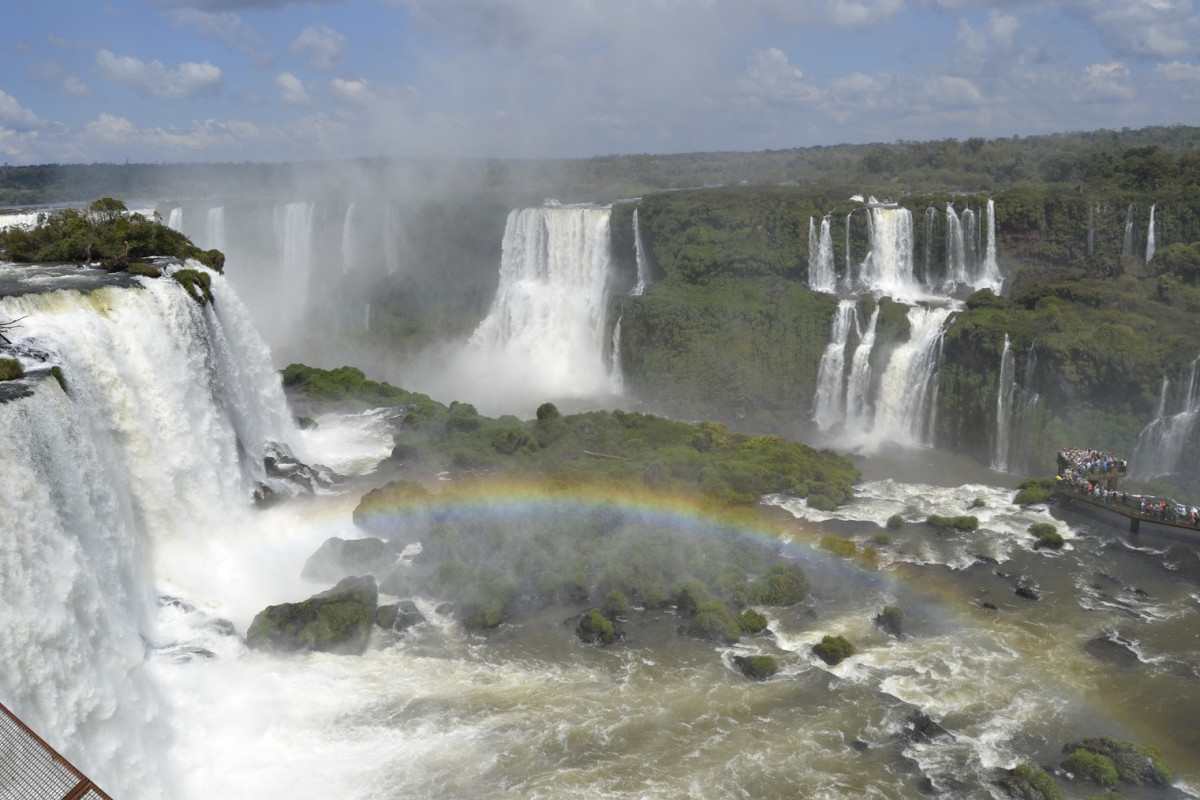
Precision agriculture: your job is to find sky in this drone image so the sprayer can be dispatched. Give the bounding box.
[2,0,1199,165]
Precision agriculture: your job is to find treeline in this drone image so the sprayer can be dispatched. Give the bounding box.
[9,124,1200,206]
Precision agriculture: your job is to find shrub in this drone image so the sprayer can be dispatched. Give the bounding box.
[1029,522,1057,538]
[807,493,837,511]
[874,605,903,637]
[886,514,903,529]
[747,562,810,605]
[820,535,856,557]
[576,608,617,645]
[926,514,979,531]
[0,357,23,381]
[813,634,855,665]
[683,600,741,643]
[173,268,213,305]
[738,608,768,634]
[733,654,778,680]
[1034,531,1065,550]
[602,590,629,619]
[875,531,893,545]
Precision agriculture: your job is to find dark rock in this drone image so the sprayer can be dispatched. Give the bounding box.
[850,739,870,752]
[733,654,779,680]
[915,776,941,795]
[974,554,1000,566]
[902,710,954,743]
[376,600,425,632]
[302,536,397,583]
[436,602,454,616]
[246,575,378,655]
[1014,577,1042,601]
[576,608,619,645]
[1083,633,1142,668]
[980,602,999,611]
[873,606,903,637]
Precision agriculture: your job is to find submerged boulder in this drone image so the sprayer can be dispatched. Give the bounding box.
[901,710,954,743]
[375,599,425,632]
[733,654,779,680]
[246,575,378,655]
[301,536,398,583]
[576,608,619,645]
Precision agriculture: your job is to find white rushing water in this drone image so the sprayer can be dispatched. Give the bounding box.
[992,334,1015,472]
[1146,203,1157,264]
[632,208,650,296]
[0,265,303,797]
[1133,355,1200,480]
[807,215,836,293]
[439,205,620,415]
[812,299,857,430]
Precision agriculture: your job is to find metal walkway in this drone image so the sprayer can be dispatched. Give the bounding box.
[0,701,112,800]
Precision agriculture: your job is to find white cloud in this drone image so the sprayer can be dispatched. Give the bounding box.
[0,90,44,131]
[62,76,91,97]
[1157,60,1200,80]
[290,23,346,70]
[275,72,311,105]
[825,0,905,28]
[925,75,983,107]
[94,50,223,99]
[84,113,138,141]
[1081,61,1134,100]
[169,8,272,63]
[741,48,822,104]
[331,77,372,104]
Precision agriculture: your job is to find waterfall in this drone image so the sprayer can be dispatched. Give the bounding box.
[945,203,968,287]
[871,305,953,447]
[992,334,1015,471]
[859,201,917,299]
[341,202,359,273]
[808,215,836,293]
[844,304,879,433]
[1132,356,1200,479]
[923,206,937,287]
[978,198,1002,291]
[632,209,650,296]
[465,206,619,409]
[844,210,855,287]
[1122,205,1136,257]
[963,207,978,270]
[204,206,226,254]
[1145,204,1157,264]
[1011,342,1040,473]
[270,202,315,341]
[0,268,301,797]
[812,299,857,430]
[167,207,183,232]
[610,315,625,394]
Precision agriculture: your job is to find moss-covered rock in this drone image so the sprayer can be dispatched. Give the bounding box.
[998,764,1063,800]
[733,654,779,680]
[576,608,618,645]
[245,575,378,655]
[874,605,903,637]
[747,562,810,606]
[813,634,855,665]
[1062,736,1174,787]
[737,608,768,634]
[926,514,979,531]
[352,480,432,541]
[375,600,425,632]
[173,268,213,305]
[0,357,23,381]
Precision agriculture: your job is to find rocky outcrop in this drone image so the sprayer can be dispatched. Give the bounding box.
[375,600,425,633]
[246,575,378,655]
[301,536,398,583]
[733,654,779,680]
[901,710,954,744]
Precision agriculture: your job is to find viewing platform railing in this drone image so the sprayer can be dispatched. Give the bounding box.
[0,700,112,800]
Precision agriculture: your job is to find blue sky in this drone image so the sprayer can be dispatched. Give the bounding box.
[2,0,1199,165]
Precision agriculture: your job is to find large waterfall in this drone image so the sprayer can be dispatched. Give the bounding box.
[1146,204,1157,264]
[992,334,1016,471]
[0,266,303,797]
[1132,356,1200,480]
[453,205,621,414]
[807,216,836,293]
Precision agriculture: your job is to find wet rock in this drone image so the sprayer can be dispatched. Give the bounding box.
[902,710,954,743]
[873,606,903,637]
[850,739,870,752]
[576,608,619,645]
[1083,633,1141,668]
[1014,577,1041,601]
[980,601,999,611]
[246,575,378,655]
[733,654,779,680]
[302,536,398,583]
[375,599,425,632]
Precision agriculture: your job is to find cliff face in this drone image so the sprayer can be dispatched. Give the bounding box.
[614,186,1200,488]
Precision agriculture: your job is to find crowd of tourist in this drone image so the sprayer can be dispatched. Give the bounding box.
[1056,446,1199,526]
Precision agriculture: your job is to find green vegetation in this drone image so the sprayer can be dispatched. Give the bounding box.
[173,268,213,306]
[1012,764,1063,800]
[812,634,855,665]
[282,363,424,408]
[0,198,224,272]
[733,654,779,680]
[0,358,23,381]
[49,366,66,393]
[1067,749,1121,787]
[737,608,768,634]
[245,576,378,655]
[1030,522,1065,550]
[874,605,903,637]
[576,608,617,645]
[925,514,979,531]
[886,514,903,529]
[1063,737,1174,788]
[820,535,857,558]
[1014,478,1057,507]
